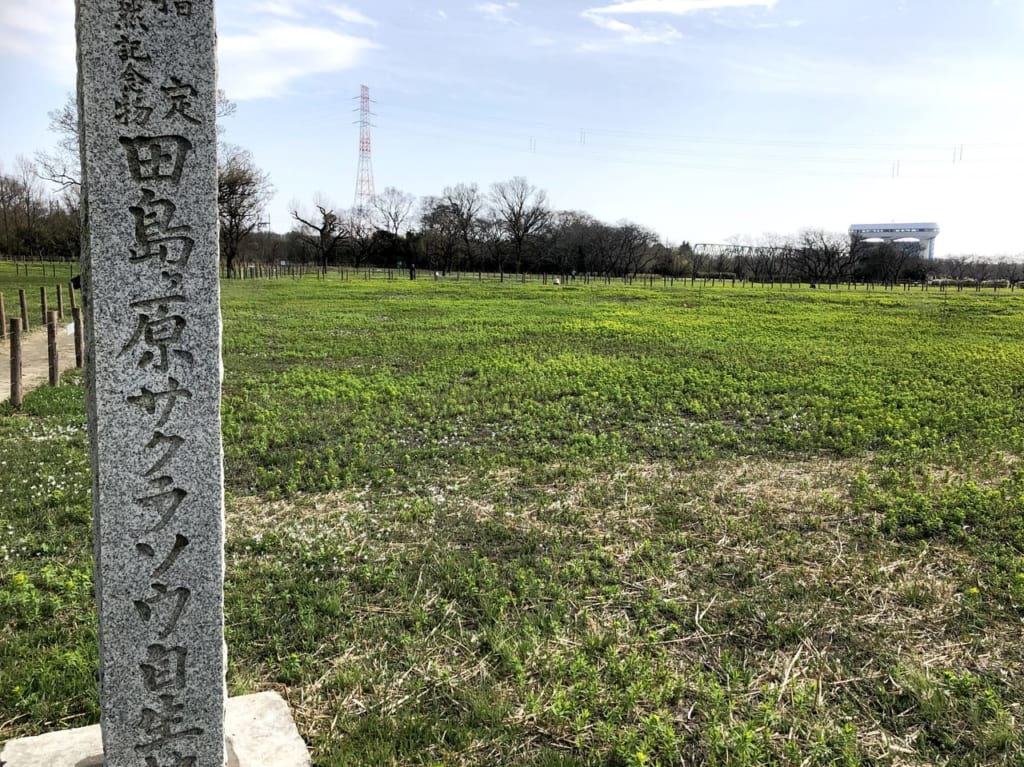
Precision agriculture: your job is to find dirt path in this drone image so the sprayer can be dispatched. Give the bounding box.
[0,320,80,403]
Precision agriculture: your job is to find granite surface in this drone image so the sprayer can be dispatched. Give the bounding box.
[76,1,226,765]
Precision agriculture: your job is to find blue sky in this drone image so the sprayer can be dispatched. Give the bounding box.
[1,0,1023,256]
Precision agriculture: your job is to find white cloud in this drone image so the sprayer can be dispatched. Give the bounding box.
[588,0,777,14]
[217,0,377,100]
[0,1,75,84]
[584,12,638,33]
[752,19,804,28]
[474,2,520,24]
[579,0,763,48]
[0,0,377,102]
[580,9,683,47]
[219,25,376,100]
[251,1,305,18]
[249,1,376,25]
[327,4,378,26]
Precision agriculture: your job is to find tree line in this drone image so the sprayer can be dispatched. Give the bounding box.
[280,178,664,281]
[3,95,1021,285]
[0,156,79,262]
[272,187,1022,286]
[0,93,272,278]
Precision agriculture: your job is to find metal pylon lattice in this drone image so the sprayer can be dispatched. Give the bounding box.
[354,84,376,213]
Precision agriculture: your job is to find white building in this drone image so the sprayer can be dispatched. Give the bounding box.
[849,223,940,260]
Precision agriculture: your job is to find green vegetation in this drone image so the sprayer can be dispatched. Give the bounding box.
[0,260,78,333]
[0,260,78,296]
[3,275,1023,765]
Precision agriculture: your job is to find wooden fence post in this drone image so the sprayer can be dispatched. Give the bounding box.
[9,318,22,407]
[57,284,65,319]
[69,281,77,310]
[73,307,84,369]
[19,289,29,332]
[40,286,48,327]
[0,293,5,340]
[47,310,59,387]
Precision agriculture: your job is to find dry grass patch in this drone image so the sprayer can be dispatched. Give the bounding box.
[221,454,1022,765]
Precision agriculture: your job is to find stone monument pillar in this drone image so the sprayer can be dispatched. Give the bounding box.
[77,2,225,765]
[1,3,310,765]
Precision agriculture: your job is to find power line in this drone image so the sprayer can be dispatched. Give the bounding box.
[375,124,1024,181]
[377,101,1024,152]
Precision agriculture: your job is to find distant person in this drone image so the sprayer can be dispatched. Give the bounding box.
[409,263,416,280]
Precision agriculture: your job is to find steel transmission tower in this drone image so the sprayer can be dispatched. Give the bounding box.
[354,85,376,214]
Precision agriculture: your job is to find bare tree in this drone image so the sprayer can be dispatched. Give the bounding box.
[372,186,416,237]
[753,233,793,282]
[218,144,272,277]
[966,257,992,284]
[992,257,1023,286]
[341,209,376,269]
[419,196,460,274]
[0,166,24,255]
[687,242,708,283]
[214,89,237,124]
[0,164,80,260]
[789,228,857,285]
[291,199,347,275]
[588,221,626,277]
[15,156,40,233]
[943,255,971,281]
[444,183,485,274]
[7,156,46,255]
[36,94,81,193]
[615,221,658,278]
[854,238,919,285]
[35,90,237,195]
[476,214,506,275]
[488,176,551,274]
[547,210,597,276]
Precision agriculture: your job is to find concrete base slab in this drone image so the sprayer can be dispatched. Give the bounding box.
[0,692,310,767]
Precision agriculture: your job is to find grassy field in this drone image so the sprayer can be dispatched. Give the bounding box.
[0,260,78,333]
[2,272,1023,765]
